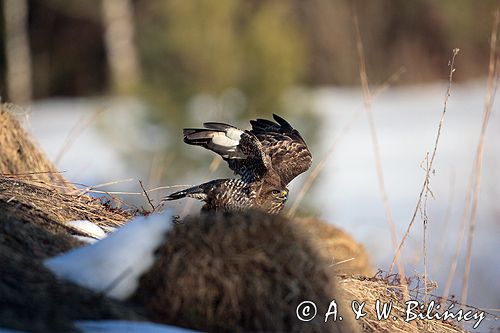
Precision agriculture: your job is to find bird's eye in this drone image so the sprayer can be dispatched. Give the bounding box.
[271,190,280,196]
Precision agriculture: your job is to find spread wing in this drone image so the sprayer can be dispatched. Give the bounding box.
[250,114,312,185]
[183,114,312,185]
[183,124,271,182]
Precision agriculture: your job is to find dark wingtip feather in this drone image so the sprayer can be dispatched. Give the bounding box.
[272,114,293,130]
[183,128,200,136]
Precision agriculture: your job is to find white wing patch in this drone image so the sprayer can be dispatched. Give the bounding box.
[211,132,240,148]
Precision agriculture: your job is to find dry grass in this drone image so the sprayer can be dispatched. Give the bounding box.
[0,104,134,236]
[339,274,468,333]
[0,104,73,188]
[0,176,132,235]
[390,48,460,275]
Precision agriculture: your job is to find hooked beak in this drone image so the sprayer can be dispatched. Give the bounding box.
[280,190,288,201]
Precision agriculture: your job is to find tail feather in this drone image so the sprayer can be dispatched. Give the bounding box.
[165,186,207,201]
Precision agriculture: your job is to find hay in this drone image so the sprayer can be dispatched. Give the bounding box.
[296,217,374,276]
[0,219,143,333]
[0,104,133,235]
[0,104,73,188]
[338,275,468,333]
[0,212,82,260]
[131,210,360,333]
[0,176,132,235]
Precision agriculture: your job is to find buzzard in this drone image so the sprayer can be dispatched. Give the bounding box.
[165,114,312,214]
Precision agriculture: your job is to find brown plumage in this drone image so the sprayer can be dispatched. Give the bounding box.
[165,114,312,214]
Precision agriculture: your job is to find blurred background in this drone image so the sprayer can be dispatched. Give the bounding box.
[1,0,499,330]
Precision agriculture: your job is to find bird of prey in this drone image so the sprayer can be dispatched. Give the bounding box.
[165,114,312,214]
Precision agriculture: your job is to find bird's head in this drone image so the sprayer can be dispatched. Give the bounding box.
[258,176,289,214]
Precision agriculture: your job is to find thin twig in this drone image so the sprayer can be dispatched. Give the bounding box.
[421,153,431,302]
[1,170,66,176]
[139,179,156,212]
[147,184,192,192]
[461,8,499,307]
[69,178,135,195]
[328,257,355,267]
[390,48,460,274]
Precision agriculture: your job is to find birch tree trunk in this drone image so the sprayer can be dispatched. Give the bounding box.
[101,0,141,95]
[4,0,32,105]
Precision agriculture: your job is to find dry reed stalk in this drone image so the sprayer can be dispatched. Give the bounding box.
[390,48,460,275]
[442,170,473,302]
[460,8,500,307]
[70,177,135,196]
[351,8,405,283]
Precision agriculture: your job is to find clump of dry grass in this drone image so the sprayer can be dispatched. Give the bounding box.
[339,274,468,333]
[0,104,73,188]
[0,176,132,235]
[131,210,361,333]
[0,210,82,261]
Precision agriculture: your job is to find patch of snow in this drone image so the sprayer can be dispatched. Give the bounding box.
[0,328,25,333]
[68,220,107,239]
[73,235,100,244]
[44,210,172,300]
[75,321,200,333]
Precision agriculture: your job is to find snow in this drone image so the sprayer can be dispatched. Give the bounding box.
[44,210,172,300]
[0,328,24,333]
[68,220,107,239]
[75,321,200,333]
[73,235,100,244]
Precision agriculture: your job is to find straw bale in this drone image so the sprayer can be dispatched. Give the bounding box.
[296,217,374,276]
[132,210,360,333]
[0,218,143,332]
